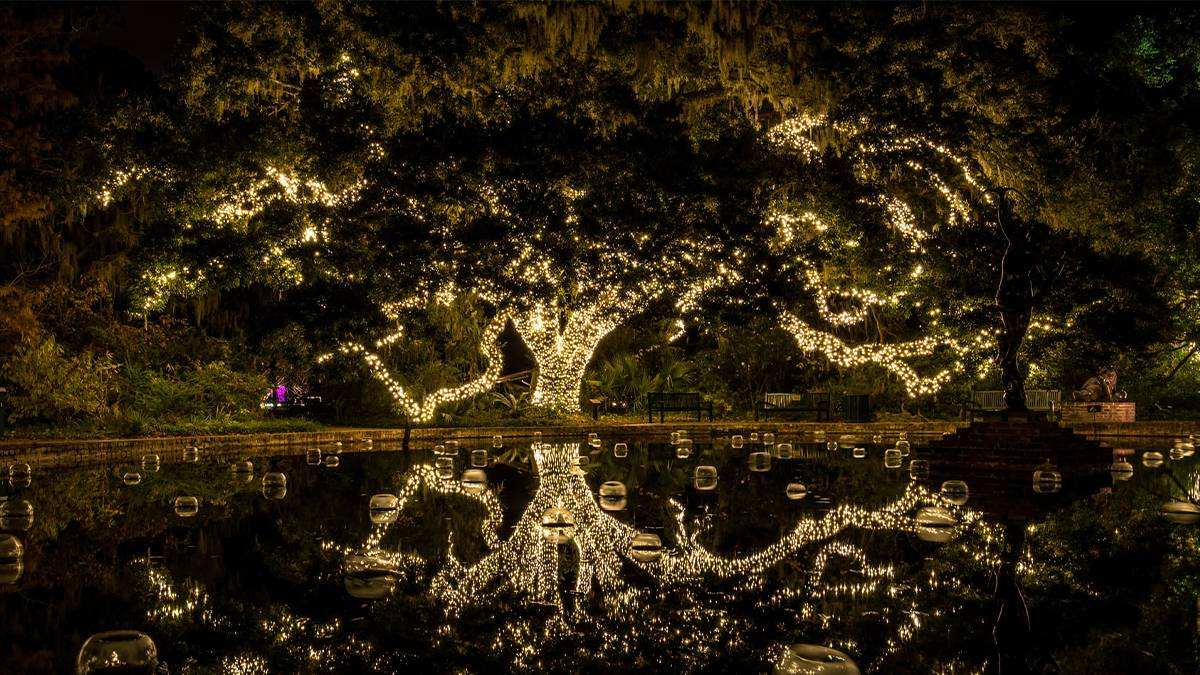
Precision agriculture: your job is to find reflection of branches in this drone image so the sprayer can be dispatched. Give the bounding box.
[659,482,931,582]
[133,555,221,629]
[805,541,892,600]
[386,464,504,550]
[365,444,958,612]
[341,442,1015,672]
[428,443,635,613]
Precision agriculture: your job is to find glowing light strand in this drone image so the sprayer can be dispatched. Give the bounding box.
[336,314,506,423]
[779,310,966,397]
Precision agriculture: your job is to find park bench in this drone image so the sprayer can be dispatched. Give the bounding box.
[754,392,831,421]
[647,392,713,423]
[964,389,1060,421]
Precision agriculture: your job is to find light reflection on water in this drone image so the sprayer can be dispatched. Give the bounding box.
[0,434,1196,673]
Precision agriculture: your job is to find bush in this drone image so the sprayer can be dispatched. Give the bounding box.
[585,348,697,412]
[1,333,117,424]
[126,362,268,422]
[691,318,815,413]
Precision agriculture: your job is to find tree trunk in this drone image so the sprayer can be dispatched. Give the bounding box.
[516,306,619,413]
[529,354,591,411]
[994,191,1035,413]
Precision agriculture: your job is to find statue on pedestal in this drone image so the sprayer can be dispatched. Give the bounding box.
[1073,368,1126,402]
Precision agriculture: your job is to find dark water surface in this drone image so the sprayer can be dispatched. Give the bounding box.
[1,432,1197,674]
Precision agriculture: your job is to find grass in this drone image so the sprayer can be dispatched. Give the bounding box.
[1,416,324,440]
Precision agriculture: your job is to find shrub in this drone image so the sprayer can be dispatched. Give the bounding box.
[126,362,268,422]
[1,333,117,424]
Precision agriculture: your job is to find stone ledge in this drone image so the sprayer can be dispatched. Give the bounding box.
[1060,402,1136,424]
[2,417,1195,469]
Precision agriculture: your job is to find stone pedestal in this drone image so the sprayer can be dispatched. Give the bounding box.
[1060,402,1136,424]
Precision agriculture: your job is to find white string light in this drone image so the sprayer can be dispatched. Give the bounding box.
[779,310,967,397]
[763,113,995,396]
[331,310,506,423]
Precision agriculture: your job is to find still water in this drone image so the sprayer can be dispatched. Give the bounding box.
[1,432,1197,674]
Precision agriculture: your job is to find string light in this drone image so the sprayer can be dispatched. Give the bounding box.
[129,439,1012,667]
[333,312,506,423]
[767,210,828,245]
[96,166,151,207]
[763,112,995,396]
[290,436,1026,673]
[879,195,928,251]
[471,185,741,411]
[121,103,996,404]
[122,162,368,315]
[779,310,966,397]
[357,443,971,616]
[804,266,906,327]
[510,300,624,411]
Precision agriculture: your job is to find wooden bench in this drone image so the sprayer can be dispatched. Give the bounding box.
[754,392,831,421]
[965,389,1060,421]
[647,392,713,423]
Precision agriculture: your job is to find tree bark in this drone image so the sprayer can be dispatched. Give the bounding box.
[529,357,591,412]
[994,190,1035,413]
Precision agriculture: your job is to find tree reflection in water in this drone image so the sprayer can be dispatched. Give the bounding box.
[335,442,1001,672]
[0,440,1197,673]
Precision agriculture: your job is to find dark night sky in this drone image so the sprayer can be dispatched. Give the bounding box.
[93,1,191,75]
[83,2,1147,79]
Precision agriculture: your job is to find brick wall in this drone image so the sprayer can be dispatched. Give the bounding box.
[1060,402,1137,424]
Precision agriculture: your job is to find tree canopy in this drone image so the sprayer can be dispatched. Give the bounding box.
[2,2,1199,425]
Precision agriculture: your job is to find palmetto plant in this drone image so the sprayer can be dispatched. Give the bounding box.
[586,351,697,411]
[490,390,531,417]
[651,349,695,393]
[587,354,648,410]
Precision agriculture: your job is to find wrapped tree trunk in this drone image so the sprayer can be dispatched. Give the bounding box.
[513,301,622,412]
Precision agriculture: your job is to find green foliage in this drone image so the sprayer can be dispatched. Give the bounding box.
[692,317,814,413]
[489,390,531,417]
[586,354,654,410]
[255,322,314,389]
[585,347,697,412]
[125,361,268,422]
[0,277,288,436]
[1,333,117,424]
[315,295,500,425]
[375,297,493,402]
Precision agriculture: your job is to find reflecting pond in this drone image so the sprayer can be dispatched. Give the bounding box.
[1,433,1198,673]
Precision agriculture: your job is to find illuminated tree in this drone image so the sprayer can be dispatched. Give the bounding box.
[511,2,1200,408]
[325,295,506,424]
[755,114,993,399]
[80,1,1200,421]
[795,4,1200,408]
[466,153,724,412]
